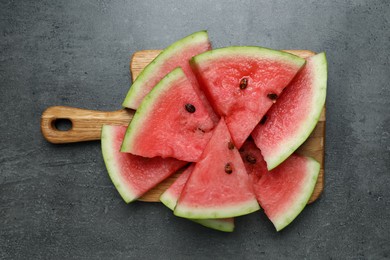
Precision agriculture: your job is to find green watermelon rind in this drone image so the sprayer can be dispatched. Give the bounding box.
[190,46,306,69]
[160,190,235,232]
[120,67,185,153]
[122,30,209,109]
[191,219,234,233]
[101,125,137,203]
[160,190,179,212]
[174,199,260,219]
[265,53,328,170]
[272,156,320,231]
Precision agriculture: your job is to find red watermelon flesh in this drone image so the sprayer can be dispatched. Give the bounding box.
[252,53,327,170]
[160,164,234,232]
[160,164,194,210]
[122,31,215,120]
[101,125,187,203]
[174,118,260,219]
[121,68,215,162]
[239,139,268,183]
[243,141,320,231]
[190,47,306,148]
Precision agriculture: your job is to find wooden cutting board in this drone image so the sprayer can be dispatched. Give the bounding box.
[41,49,325,204]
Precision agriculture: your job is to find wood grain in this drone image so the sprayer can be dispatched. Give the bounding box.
[41,106,134,143]
[132,49,325,204]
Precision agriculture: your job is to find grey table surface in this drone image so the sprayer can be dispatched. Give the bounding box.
[1,0,389,259]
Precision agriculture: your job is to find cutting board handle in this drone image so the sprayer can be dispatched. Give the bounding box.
[40,106,134,144]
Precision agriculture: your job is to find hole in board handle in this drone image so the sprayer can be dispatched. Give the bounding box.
[52,118,72,131]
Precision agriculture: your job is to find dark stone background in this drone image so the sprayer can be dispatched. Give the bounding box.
[1,0,389,259]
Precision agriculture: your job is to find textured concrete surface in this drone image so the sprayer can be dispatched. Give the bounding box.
[1,0,389,259]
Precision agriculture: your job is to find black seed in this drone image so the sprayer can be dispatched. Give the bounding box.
[185,103,196,113]
[228,141,235,150]
[267,93,278,102]
[245,155,257,164]
[197,127,205,133]
[260,115,267,125]
[240,78,248,90]
[225,163,233,174]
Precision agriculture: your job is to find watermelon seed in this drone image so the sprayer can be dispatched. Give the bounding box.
[239,78,248,90]
[245,155,257,164]
[260,115,267,125]
[267,93,278,102]
[197,127,205,133]
[224,163,233,174]
[185,103,196,113]
[228,141,235,150]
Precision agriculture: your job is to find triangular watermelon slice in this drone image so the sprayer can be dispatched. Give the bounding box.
[122,31,217,123]
[240,140,320,231]
[121,67,215,162]
[190,47,306,148]
[252,53,327,170]
[174,118,260,219]
[160,164,234,232]
[101,125,187,203]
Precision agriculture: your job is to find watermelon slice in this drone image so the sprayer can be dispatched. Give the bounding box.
[190,47,306,148]
[121,67,215,162]
[174,118,260,219]
[256,155,320,231]
[122,31,217,122]
[101,125,187,203]
[240,140,320,231]
[160,165,235,232]
[252,53,327,170]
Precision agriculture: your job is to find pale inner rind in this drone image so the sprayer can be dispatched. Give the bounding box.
[265,53,327,170]
[101,125,138,203]
[123,31,209,108]
[174,199,260,219]
[272,158,320,231]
